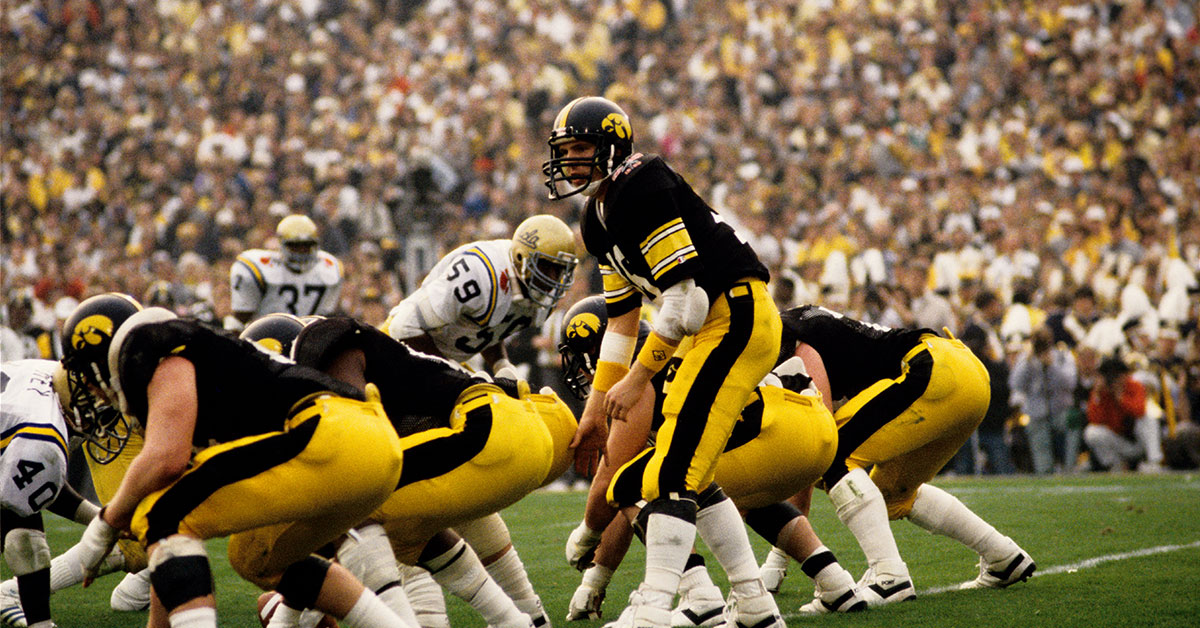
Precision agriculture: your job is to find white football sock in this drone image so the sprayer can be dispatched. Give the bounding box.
[168,607,217,628]
[342,589,409,628]
[907,484,1017,563]
[829,468,906,575]
[484,547,545,624]
[400,565,449,628]
[696,496,765,598]
[761,546,789,575]
[265,601,300,628]
[642,512,696,608]
[338,525,420,627]
[424,540,528,627]
[581,564,613,591]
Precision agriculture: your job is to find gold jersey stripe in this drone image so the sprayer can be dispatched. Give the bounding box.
[234,255,267,291]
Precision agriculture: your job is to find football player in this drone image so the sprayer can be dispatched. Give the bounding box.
[556,297,865,622]
[759,305,1036,605]
[0,295,156,627]
[58,293,409,628]
[229,214,343,330]
[385,213,578,372]
[0,357,123,628]
[260,316,576,628]
[383,213,578,627]
[544,96,783,628]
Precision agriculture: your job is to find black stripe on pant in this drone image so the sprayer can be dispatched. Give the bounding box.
[144,417,321,545]
[658,290,757,496]
[395,405,493,490]
[821,348,934,487]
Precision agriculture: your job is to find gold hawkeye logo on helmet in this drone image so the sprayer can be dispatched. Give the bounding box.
[71,315,115,350]
[566,313,601,339]
[602,114,630,139]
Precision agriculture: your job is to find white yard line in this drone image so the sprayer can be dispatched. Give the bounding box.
[917,540,1200,595]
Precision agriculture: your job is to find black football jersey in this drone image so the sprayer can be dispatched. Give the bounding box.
[580,154,769,317]
[293,317,508,435]
[114,319,362,447]
[779,305,935,401]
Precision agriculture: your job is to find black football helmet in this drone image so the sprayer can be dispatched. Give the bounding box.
[240,313,306,357]
[58,293,142,463]
[542,96,635,200]
[558,296,650,400]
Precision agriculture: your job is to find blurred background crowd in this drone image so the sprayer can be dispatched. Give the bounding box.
[2,0,1198,474]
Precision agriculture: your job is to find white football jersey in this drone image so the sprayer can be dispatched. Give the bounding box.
[230,249,343,319]
[0,360,70,518]
[386,239,548,363]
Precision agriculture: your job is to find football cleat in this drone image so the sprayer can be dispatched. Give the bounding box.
[110,569,152,612]
[565,584,605,621]
[856,564,915,607]
[720,589,784,628]
[603,589,671,628]
[670,584,725,627]
[797,583,868,615]
[0,587,27,627]
[758,550,788,595]
[960,549,1036,590]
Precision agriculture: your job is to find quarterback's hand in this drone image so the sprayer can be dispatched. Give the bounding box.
[78,511,120,587]
[603,370,649,423]
[571,402,608,476]
[565,522,603,571]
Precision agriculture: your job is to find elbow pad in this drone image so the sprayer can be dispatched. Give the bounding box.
[654,279,709,341]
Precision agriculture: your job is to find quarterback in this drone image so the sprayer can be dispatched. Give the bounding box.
[544,96,783,628]
[556,297,865,623]
[229,214,343,328]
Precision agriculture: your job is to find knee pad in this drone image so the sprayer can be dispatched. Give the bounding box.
[421,539,487,600]
[456,513,511,560]
[338,524,402,594]
[276,555,332,611]
[744,502,803,547]
[148,536,212,613]
[3,528,51,575]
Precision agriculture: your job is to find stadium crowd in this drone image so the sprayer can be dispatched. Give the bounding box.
[2,0,1199,473]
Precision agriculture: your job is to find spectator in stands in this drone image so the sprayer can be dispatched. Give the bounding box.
[1010,327,1080,474]
[1084,356,1164,472]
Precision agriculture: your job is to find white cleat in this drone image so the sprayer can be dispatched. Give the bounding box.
[0,587,27,627]
[670,584,725,627]
[720,589,784,628]
[797,583,868,615]
[565,584,605,621]
[110,569,152,612]
[960,549,1036,590]
[603,590,671,628]
[856,565,915,607]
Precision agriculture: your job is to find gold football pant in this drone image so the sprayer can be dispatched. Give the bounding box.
[137,394,404,589]
[86,430,149,572]
[371,384,578,563]
[610,385,836,510]
[645,279,781,500]
[827,334,990,519]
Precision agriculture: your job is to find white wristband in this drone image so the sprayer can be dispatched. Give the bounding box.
[599,331,637,365]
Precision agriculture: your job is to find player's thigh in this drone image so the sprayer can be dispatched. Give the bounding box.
[719,389,836,510]
[132,398,402,546]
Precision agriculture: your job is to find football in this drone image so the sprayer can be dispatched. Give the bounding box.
[257,591,339,628]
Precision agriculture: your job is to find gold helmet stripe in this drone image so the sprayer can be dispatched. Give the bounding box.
[553,97,587,131]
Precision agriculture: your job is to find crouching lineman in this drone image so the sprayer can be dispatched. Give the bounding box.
[383,213,579,627]
[758,305,1036,605]
[243,315,577,628]
[557,297,866,622]
[58,293,410,628]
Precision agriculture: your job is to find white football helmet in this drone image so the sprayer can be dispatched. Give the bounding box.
[510,215,578,308]
[276,214,320,273]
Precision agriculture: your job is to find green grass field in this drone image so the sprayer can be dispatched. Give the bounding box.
[9,472,1200,627]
